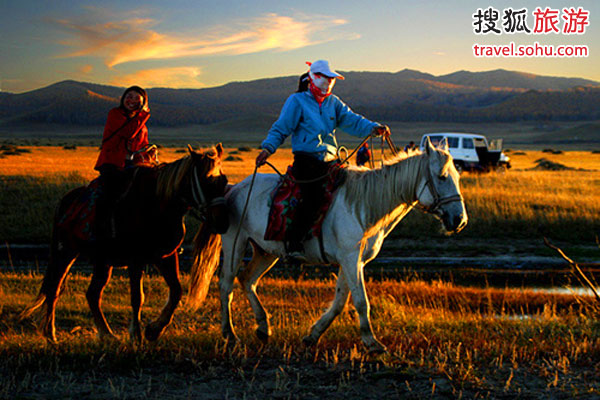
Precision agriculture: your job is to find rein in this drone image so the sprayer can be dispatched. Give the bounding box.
[230,164,259,270]
[263,133,398,184]
[188,163,226,221]
[229,134,397,266]
[228,134,400,266]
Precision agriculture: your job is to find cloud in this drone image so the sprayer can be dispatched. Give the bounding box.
[78,64,93,75]
[110,66,204,89]
[49,10,356,68]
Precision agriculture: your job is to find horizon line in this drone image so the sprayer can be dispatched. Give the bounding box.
[3,67,600,94]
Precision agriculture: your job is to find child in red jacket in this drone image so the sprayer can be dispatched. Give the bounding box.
[94,86,150,240]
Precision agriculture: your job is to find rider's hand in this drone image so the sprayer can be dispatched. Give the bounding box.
[141,102,150,113]
[255,149,271,167]
[371,125,391,138]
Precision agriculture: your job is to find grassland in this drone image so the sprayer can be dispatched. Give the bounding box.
[0,145,598,247]
[1,144,599,398]
[1,272,599,398]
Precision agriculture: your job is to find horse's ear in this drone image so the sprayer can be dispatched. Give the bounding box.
[439,137,449,151]
[425,136,435,156]
[215,143,223,158]
[187,144,195,155]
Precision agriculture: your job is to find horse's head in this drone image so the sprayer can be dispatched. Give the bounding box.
[416,137,468,234]
[187,143,229,234]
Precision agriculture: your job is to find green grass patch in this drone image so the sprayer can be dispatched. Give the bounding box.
[0,173,88,242]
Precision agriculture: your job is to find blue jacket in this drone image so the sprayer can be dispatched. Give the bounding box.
[261,91,380,161]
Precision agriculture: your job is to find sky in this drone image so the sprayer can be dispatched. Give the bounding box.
[1,0,598,93]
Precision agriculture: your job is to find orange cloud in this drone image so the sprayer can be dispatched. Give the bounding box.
[78,64,93,74]
[110,67,204,89]
[49,11,356,68]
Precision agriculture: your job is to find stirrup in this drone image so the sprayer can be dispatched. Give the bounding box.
[284,241,307,263]
[284,251,307,263]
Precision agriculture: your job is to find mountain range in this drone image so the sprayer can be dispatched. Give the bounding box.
[1,69,599,127]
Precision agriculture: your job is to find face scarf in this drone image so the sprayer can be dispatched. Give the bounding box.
[308,71,336,105]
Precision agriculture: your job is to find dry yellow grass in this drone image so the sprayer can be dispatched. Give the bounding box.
[461,151,600,230]
[1,148,598,397]
[1,272,599,398]
[1,146,598,181]
[0,146,101,180]
[1,146,598,242]
[506,150,599,170]
[0,146,293,183]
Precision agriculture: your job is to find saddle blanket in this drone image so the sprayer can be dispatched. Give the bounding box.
[56,166,158,243]
[57,178,102,242]
[264,164,345,241]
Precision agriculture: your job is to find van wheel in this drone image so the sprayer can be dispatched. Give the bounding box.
[454,161,464,174]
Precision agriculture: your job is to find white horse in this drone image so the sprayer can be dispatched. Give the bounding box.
[188,138,467,353]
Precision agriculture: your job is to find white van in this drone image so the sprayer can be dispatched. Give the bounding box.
[419,132,511,172]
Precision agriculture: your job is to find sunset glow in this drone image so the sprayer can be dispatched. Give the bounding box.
[1,1,598,92]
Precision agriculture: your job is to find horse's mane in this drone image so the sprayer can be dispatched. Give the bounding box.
[155,147,218,203]
[343,151,427,232]
[343,148,454,235]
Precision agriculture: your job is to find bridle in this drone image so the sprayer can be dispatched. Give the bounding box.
[415,161,464,214]
[187,163,226,221]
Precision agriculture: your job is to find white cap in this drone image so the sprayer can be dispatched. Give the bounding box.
[307,60,345,80]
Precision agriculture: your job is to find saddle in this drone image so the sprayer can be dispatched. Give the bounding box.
[264,164,346,242]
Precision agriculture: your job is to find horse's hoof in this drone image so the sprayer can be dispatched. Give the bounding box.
[44,334,58,344]
[43,326,58,343]
[223,333,239,343]
[221,330,239,348]
[129,324,143,343]
[145,324,162,342]
[129,330,143,344]
[221,325,238,342]
[302,335,318,347]
[224,337,240,351]
[366,342,388,355]
[255,328,270,344]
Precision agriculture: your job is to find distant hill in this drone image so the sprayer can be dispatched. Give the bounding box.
[435,69,597,90]
[0,81,120,125]
[1,69,599,127]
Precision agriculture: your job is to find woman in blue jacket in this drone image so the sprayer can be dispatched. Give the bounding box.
[256,60,390,259]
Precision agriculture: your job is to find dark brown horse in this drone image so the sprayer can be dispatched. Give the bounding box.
[20,144,229,342]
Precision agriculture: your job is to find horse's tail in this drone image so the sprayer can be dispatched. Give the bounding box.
[19,188,82,321]
[187,222,222,310]
[18,207,61,321]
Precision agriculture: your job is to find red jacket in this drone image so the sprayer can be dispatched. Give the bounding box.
[94,107,150,171]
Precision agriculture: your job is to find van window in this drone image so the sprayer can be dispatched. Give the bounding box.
[423,135,443,147]
[447,136,459,148]
[473,138,487,148]
[462,138,474,149]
